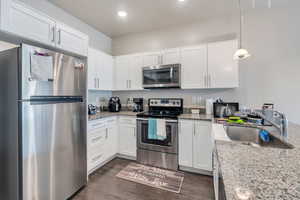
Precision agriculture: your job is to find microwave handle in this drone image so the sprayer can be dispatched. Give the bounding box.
[170,67,173,79]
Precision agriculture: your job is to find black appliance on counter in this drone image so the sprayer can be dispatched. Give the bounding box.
[136,98,183,170]
[133,98,144,112]
[88,104,97,115]
[108,97,122,112]
[213,102,239,118]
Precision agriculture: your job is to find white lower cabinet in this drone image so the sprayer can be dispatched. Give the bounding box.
[179,120,213,173]
[87,117,118,173]
[118,117,137,158]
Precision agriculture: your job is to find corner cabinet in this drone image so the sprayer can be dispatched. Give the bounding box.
[179,119,213,173]
[1,0,89,56]
[88,48,114,90]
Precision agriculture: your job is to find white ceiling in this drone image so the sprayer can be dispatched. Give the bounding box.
[47,0,290,38]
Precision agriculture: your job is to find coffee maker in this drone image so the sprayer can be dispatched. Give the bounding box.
[133,98,144,112]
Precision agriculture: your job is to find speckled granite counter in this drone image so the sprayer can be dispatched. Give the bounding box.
[88,111,139,121]
[89,112,214,121]
[178,114,213,121]
[215,122,300,200]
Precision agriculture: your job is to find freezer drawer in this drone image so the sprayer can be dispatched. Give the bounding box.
[21,100,87,200]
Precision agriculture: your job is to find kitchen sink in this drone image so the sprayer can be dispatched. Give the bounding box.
[224,126,294,149]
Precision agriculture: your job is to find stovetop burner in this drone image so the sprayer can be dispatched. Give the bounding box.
[137,98,183,120]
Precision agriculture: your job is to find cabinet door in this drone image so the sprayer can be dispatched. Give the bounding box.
[101,53,114,90]
[179,120,193,167]
[88,48,98,90]
[107,125,118,157]
[5,1,56,46]
[118,124,136,157]
[114,56,130,90]
[129,55,143,90]
[143,52,161,66]
[181,46,208,89]
[193,121,212,171]
[208,40,239,88]
[56,23,89,56]
[162,48,181,65]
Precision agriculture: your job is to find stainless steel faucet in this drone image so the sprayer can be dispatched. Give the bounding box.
[256,110,288,140]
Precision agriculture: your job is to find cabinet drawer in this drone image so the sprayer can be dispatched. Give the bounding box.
[119,117,136,125]
[88,119,106,131]
[88,149,105,170]
[106,117,117,127]
[88,128,107,147]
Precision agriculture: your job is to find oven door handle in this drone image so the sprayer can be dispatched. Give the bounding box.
[137,118,178,123]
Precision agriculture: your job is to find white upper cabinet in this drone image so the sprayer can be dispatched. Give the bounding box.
[56,22,89,56]
[161,48,181,65]
[88,48,114,90]
[114,55,131,90]
[207,40,239,88]
[142,52,161,66]
[4,1,56,46]
[0,0,89,56]
[181,45,207,89]
[142,49,181,67]
[129,54,143,90]
[114,54,143,91]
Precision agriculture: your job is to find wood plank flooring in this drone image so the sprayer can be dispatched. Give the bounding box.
[71,158,214,200]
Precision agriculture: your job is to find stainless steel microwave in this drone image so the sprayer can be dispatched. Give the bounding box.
[142,64,181,89]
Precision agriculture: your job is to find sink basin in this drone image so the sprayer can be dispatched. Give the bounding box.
[224,126,293,149]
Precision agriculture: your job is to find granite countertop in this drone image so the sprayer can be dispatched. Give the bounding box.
[178,113,213,121]
[89,111,213,121]
[88,111,139,121]
[215,122,300,200]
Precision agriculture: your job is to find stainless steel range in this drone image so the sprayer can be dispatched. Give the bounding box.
[136,98,183,170]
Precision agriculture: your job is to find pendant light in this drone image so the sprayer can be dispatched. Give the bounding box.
[234,0,251,60]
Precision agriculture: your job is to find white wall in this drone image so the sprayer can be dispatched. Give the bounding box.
[112,4,300,124]
[19,0,112,53]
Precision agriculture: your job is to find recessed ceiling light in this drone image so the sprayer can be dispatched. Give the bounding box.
[178,0,185,2]
[118,11,128,18]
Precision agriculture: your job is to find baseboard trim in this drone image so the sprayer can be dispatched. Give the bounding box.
[117,153,137,161]
[88,154,117,175]
[179,165,212,176]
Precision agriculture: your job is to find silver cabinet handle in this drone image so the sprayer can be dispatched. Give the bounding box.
[92,136,103,143]
[105,128,108,139]
[58,29,61,44]
[92,154,103,162]
[97,78,100,88]
[208,75,211,88]
[51,26,55,42]
[133,128,136,137]
[129,80,131,89]
[204,75,207,88]
[94,78,97,88]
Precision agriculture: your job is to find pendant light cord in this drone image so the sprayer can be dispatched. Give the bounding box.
[238,0,242,49]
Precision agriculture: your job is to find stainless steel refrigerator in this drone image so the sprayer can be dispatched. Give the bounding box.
[0,44,87,200]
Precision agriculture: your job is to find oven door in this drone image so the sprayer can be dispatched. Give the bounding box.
[142,64,181,88]
[137,118,178,154]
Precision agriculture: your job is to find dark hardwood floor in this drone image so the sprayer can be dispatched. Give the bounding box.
[72,158,214,200]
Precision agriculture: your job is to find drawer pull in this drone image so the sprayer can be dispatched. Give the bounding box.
[92,136,103,143]
[92,154,103,162]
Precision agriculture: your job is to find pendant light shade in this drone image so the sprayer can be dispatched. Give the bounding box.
[234,48,251,60]
[234,0,251,60]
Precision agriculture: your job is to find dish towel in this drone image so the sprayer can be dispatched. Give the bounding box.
[157,119,167,140]
[148,118,167,141]
[148,118,158,140]
[30,54,53,81]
